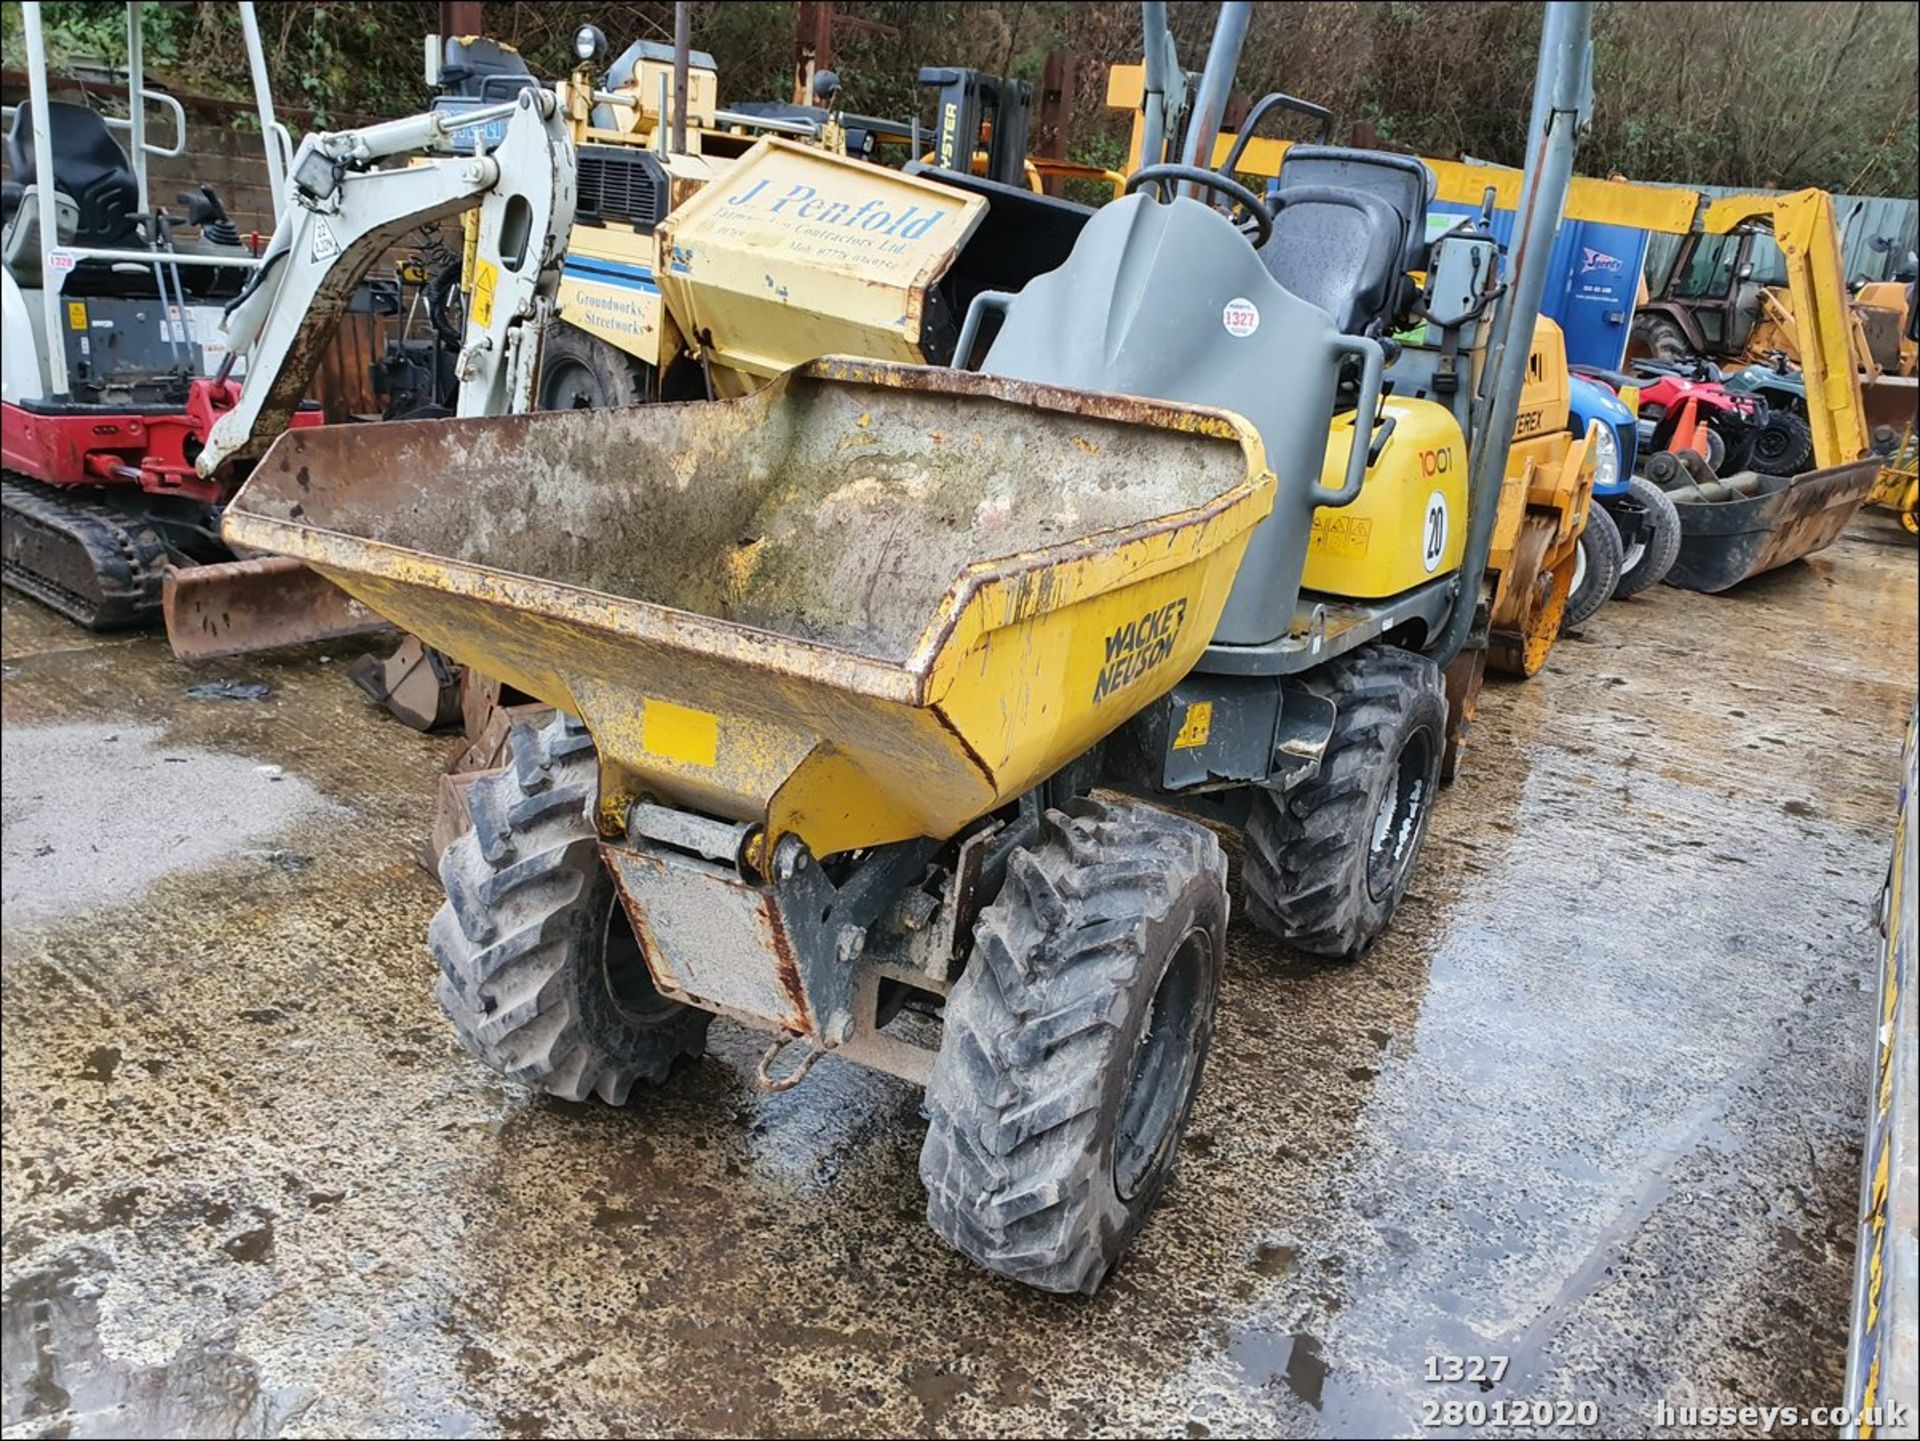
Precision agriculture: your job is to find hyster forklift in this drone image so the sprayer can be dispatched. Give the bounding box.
[217,1,1593,1292]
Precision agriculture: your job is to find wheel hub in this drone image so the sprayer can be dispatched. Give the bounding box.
[600,899,678,1027]
[540,358,607,411]
[1366,724,1436,903]
[1113,928,1210,1201]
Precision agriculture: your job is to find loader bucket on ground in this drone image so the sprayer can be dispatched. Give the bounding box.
[1663,457,1881,593]
[222,359,1272,858]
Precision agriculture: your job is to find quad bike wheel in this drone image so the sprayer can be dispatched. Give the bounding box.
[1699,423,1727,474]
[537,322,653,411]
[1243,643,1446,959]
[921,798,1227,1294]
[1610,475,1682,598]
[1561,502,1622,632]
[1708,414,1755,474]
[1748,411,1815,477]
[431,711,710,1103]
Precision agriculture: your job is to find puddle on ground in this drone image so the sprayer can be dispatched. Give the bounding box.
[0,1252,310,1437]
[0,522,1911,1438]
[1,723,328,927]
[1229,1327,1330,1410]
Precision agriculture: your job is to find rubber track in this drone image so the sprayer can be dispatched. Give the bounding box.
[1,473,172,629]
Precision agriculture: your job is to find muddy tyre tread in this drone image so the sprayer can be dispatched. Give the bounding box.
[1611,474,1682,598]
[430,712,708,1104]
[1628,314,1695,365]
[1242,644,1446,959]
[920,798,1226,1294]
[1563,502,1623,629]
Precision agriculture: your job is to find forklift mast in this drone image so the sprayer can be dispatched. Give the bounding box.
[919,67,1032,190]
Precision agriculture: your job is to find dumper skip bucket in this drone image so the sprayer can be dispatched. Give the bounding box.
[222,360,1273,857]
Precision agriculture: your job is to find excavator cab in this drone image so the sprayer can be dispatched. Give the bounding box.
[0,2,293,628]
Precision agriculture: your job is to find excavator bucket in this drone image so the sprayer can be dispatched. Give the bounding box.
[221,359,1273,859]
[1661,458,1882,593]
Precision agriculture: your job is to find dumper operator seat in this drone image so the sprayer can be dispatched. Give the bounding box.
[3,100,141,285]
[1258,145,1435,338]
[1257,185,1402,337]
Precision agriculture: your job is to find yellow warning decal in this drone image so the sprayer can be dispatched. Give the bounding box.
[470,257,499,328]
[642,699,719,768]
[67,301,87,330]
[1173,701,1214,750]
[1309,513,1372,559]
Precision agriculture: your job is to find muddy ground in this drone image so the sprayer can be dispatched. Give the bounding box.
[2,516,1915,1440]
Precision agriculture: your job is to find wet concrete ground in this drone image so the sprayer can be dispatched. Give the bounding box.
[2,517,1915,1440]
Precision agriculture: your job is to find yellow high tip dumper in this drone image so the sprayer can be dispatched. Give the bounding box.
[225,362,1273,864]
[218,0,1594,1293]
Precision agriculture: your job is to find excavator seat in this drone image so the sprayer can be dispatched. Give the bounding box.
[436,36,538,102]
[3,100,153,292]
[5,101,141,250]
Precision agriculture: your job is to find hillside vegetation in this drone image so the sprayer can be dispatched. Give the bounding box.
[4,1,1915,196]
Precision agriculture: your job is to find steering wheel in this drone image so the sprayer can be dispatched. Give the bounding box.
[1124,163,1274,250]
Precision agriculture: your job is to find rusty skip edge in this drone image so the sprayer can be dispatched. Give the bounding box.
[225,358,1274,707]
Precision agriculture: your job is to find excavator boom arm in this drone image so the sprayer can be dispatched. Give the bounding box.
[197,89,577,476]
[1767,189,1871,468]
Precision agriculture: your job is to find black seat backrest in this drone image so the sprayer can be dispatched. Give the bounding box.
[1259,184,1402,336]
[901,161,1091,287]
[439,36,537,102]
[1275,145,1434,276]
[6,101,140,249]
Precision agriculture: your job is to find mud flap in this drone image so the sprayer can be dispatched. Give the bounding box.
[1440,646,1487,784]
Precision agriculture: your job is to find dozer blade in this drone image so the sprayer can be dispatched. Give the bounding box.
[1661,457,1881,593]
[162,555,395,663]
[2,474,173,630]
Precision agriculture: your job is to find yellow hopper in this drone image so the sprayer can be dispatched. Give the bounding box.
[223,360,1272,858]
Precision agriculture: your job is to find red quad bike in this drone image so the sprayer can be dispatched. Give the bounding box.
[1581,358,1814,479]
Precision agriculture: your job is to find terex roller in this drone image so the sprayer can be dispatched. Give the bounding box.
[221,1,1595,1292]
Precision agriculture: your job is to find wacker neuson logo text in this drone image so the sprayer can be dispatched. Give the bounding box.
[1093,598,1188,703]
